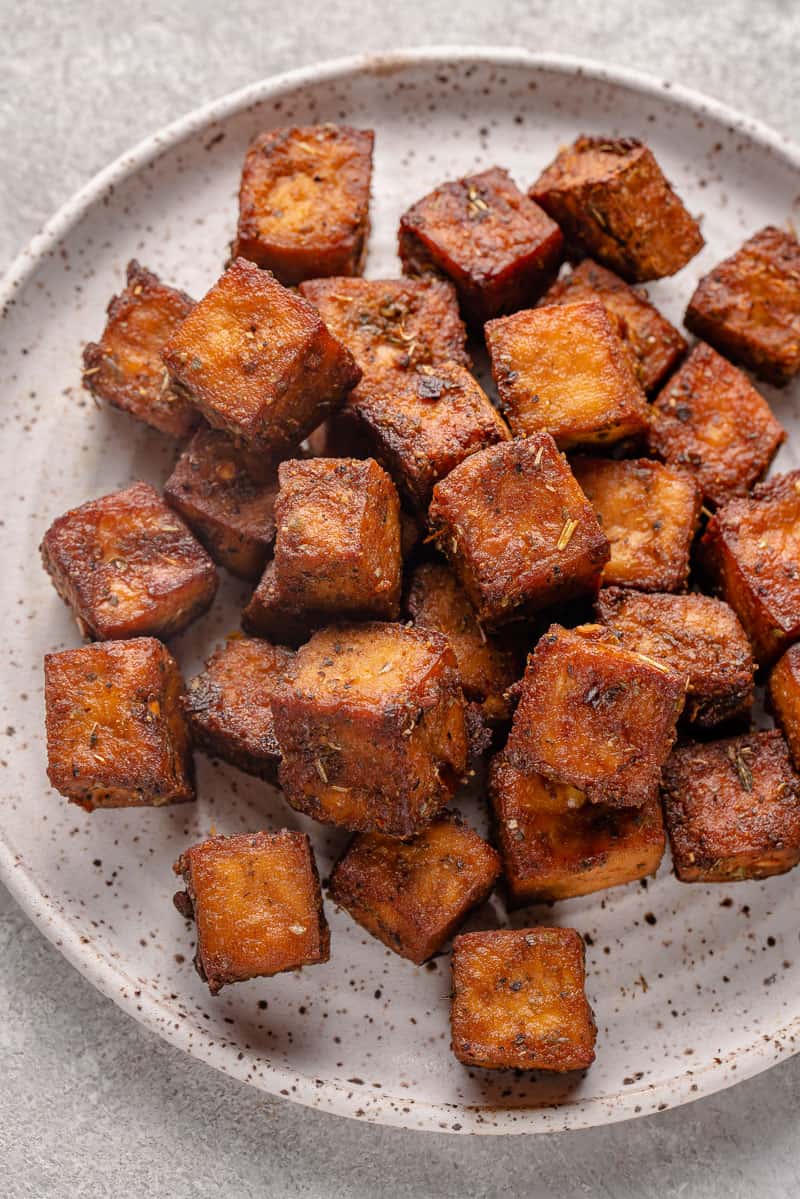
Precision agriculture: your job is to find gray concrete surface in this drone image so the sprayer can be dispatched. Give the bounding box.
[1,2,799,1195]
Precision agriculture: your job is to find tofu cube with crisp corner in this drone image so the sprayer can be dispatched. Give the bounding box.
[233,124,374,284]
[82,260,199,438]
[662,731,800,883]
[571,456,702,592]
[486,299,649,450]
[398,166,564,324]
[529,135,704,281]
[329,812,501,964]
[450,927,596,1071]
[768,645,800,773]
[595,588,754,727]
[40,481,218,641]
[428,435,609,628]
[685,226,800,386]
[45,637,194,810]
[161,258,360,453]
[272,622,468,837]
[173,830,329,994]
[489,753,665,905]
[505,623,684,808]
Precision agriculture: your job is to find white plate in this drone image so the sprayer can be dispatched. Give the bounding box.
[2,48,800,1135]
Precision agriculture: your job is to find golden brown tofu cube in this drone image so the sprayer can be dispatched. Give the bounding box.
[44,637,194,811]
[506,623,684,808]
[486,299,649,450]
[529,135,703,281]
[161,258,360,453]
[405,561,521,722]
[662,731,800,883]
[768,645,800,773]
[329,812,501,964]
[40,481,218,641]
[82,261,199,439]
[699,471,800,666]
[398,166,564,325]
[232,124,373,284]
[428,435,609,627]
[571,456,702,592]
[173,830,329,994]
[183,635,292,780]
[489,753,664,905]
[648,342,785,507]
[685,226,800,386]
[450,927,596,1071]
[595,588,754,727]
[538,258,687,394]
[163,425,281,580]
[272,622,468,837]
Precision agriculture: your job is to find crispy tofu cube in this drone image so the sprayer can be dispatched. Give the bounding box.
[450,927,596,1071]
[486,299,649,450]
[571,456,702,592]
[538,258,687,393]
[506,623,684,808]
[161,258,360,453]
[232,124,373,284]
[272,622,468,836]
[662,730,800,882]
[183,635,292,780]
[648,342,784,507]
[329,812,501,963]
[699,471,800,665]
[40,481,218,641]
[163,424,281,580]
[82,261,199,439]
[44,637,194,810]
[405,561,522,722]
[595,588,754,727]
[768,646,800,773]
[173,830,329,994]
[489,753,664,905]
[685,226,800,386]
[428,435,609,627]
[398,166,564,325]
[529,135,703,281]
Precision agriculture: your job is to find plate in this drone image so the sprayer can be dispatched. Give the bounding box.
[2,48,799,1135]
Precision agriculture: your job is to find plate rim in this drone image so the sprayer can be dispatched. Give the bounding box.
[3,45,800,1135]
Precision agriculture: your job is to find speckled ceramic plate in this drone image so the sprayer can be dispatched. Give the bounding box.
[2,48,800,1135]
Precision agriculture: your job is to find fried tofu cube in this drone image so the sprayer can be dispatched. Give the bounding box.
[173,830,329,994]
[529,135,703,281]
[685,226,800,386]
[405,561,521,722]
[398,166,564,325]
[163,425,281,580]
[161,258,360,453]
[40,481,218,640]
[450,927,596,1071]
[571,456,702,592]
[489,753,664,905]
[428,435,609,627]
[699,471,800,665]
[595,588,754,727]
[768,646,800,773]
[44,637,194,810]
[232,124,373,284]
[538,258,687,393]
[183,635,292,780]
[82,261,199,438]
[506,623,684,808]
[648,342,785,507]
[273,622,468,836]
[662,730,800,882]
[486,299,649,450]
[329,812,501,963]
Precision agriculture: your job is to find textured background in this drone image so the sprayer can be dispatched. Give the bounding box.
[2,2,799,1195]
